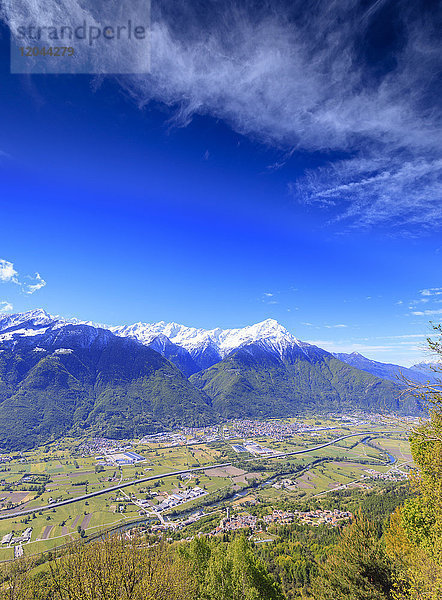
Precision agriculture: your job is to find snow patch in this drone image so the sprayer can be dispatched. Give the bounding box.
[112,318,306,359]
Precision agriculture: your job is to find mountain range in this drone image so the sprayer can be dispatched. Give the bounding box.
[334,352,440,386]
[0,310,438,449]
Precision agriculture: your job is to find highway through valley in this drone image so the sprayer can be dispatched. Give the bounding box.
[0,430,393,520]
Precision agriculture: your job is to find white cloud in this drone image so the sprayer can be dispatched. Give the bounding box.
[2,1,440,232]
[22,273,46,295]
[410,309,442,316]
[306,340,394,353]
[131,1,440,233]
[301,322,348,329]
[420,288,442,297]
[306,331,432,366]
[0,259,46,295]
[381,334,428,340]
[0,301,13,313]
[294,157,442,233]
[261,292,278,305]
[0,259,18,283]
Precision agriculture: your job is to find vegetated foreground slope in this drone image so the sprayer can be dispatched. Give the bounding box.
[0,325,215,450]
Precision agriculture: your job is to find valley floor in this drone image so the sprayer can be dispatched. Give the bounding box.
[0,412,415,561]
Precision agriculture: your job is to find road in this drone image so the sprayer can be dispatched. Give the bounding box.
[0,430,393,521]
[119,488,166,525]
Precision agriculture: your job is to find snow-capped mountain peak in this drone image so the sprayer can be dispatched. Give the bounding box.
[412,359,441,366]
[111,317,303,360]
[0,310,302,361]
[0,308,55,331]
[215,319,301,357]
[0,309,311,374]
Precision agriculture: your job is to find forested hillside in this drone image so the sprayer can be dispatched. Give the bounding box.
[190,343,420,418]
[0,325,215,449]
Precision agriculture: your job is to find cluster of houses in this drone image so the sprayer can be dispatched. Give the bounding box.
[225,419,340,441]
[78,437,128,457]
[226,420,306,441]
[1,527,32,546]
[214,512,258,534]
[210,506,352,536]
[364,468,407,481]
[142,427,220,446]
[262,510,295,525]
[212,509,296,535]
[294,509,352,526]
[179,426,220,445]
[272,478,297,490]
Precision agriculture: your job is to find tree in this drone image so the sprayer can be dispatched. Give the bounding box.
[384,322,442,599]
[0,556,35,600]
[310,323,442,600]
[310,514,395,600]
[181,535,284,600]
[47,536,194,600]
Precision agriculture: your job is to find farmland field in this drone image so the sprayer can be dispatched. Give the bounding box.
[0,415,414,560]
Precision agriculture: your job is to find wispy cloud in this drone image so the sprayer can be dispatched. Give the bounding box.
[421,288,442,297]
[407,288,442,314]
[261,292,278,305]
[301,322,348,329]
[307,340,396,354]
[2,1,440,232]
[294,157,442,233]
[410,309,442,316]
[0,258,46,295]
[131,0,440,233]
[380,334,428,340]
[307,330,432,365]
[0,301,13,313]
[23,273,46,295]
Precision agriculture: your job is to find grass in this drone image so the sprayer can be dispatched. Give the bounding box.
[0,420,413,560]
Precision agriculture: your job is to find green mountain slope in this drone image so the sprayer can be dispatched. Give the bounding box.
[0,325,215,450]
[190,343,419,418]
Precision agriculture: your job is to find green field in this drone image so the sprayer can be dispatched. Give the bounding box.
[0,417,413,560]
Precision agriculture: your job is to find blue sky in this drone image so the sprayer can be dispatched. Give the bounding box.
[0,0,441,366]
